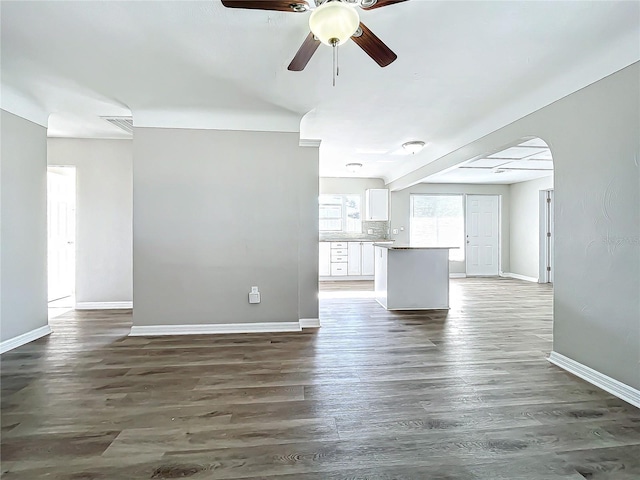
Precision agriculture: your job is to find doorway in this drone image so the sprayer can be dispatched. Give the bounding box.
[47,166,76,308]
[465,195,500,276]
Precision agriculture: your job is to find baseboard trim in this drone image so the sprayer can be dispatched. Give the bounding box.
[449,273,467,278]
[501,272,538,283]
[75,301,133,310]
[1,325,52,354]
[129,322,302,336]
[548,351,640,409]
[299,318,321,328]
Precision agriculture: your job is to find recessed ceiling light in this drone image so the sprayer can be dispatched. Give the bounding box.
[402,141,425,154]
[346,163,363,172]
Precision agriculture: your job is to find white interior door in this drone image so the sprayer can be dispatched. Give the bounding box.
[466,195,499,276]
[47,168,76,301]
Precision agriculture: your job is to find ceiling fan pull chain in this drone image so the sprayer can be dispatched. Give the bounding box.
[332,41,337,86]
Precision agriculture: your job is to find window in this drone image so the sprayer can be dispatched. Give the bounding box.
[319,194,362,233]
[410,194,465,261]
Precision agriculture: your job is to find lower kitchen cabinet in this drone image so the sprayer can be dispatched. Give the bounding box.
[319,242,331,276]
[320,241,376,279]
[348,242,362,275]
[361,242,375,275]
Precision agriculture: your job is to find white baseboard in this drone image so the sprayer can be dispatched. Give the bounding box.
[449,273,467,278]
[548,351,640,409]
[501,272,538,283]
[299,318,321,328]
[129,321,302,336]
[1,325,52,354]
[75,301,133,310]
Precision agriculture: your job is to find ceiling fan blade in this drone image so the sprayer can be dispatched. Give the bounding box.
[360,0,408,11]
[221,0,310,13]
[288,32,321,71]
[351,22,397,67]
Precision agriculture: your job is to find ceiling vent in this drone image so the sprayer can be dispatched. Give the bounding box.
[101,116,133,134]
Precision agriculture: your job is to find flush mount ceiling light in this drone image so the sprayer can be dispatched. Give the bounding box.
[346,162,363,172]
[402,141,425,154]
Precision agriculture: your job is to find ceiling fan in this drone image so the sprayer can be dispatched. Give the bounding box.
[221,0,407,76]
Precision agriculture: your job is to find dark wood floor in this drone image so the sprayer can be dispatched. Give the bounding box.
[2,278,639,479]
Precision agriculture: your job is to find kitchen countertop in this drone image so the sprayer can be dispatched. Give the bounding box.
[373,244,457,249]
[320,239,393,243]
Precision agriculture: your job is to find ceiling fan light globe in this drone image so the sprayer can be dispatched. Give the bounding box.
[309,1,360,46]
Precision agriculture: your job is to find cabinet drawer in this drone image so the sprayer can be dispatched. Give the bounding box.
[331,242,348,249]
[331,255,348,263]
[331,249,348,256]
[331,263,348,276]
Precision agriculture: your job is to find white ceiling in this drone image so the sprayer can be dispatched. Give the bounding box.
[424,138,553,185]
[1,1,638,184]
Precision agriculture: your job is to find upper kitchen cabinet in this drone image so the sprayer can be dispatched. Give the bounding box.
[365,189,389,221]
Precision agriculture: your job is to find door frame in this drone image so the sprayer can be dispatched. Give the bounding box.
[539,189,554,283]
[47,165,77,302]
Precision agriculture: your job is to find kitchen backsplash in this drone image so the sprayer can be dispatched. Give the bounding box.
[319,221,390,241]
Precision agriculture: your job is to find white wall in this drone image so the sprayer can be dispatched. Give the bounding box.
[0,110,48,343]
[509,176,554,280]
[133,127,318,327]
[390,183,511,274]
[47,139,133,305]
[320,177,385,196]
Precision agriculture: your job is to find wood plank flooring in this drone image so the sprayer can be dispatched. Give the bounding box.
[2,278,639,479]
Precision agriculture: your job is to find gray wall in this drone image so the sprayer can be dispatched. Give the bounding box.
[0,110,48,342]
[509,176,554,280]
[48,139,133,304]
[390,62,639,390]
[390,183,511,274]
[133,127,318,326]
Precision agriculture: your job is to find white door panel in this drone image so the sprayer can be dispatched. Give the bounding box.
[347,242,361,275]
[361,242,375,275]
[319,242,331,276]
[47,169,76,301]
[466,195,499,276]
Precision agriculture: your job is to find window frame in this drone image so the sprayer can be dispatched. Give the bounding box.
[319,194,363,234]
[409,193,466,261]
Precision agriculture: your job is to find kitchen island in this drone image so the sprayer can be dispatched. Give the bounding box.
[374,245,456,310]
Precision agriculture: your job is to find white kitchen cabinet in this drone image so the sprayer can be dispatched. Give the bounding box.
[331,263,348,276]
[319,242,331,276]
[320,241,378,279]
[365,189,389,221]
[361,242,375,275]
[347,242,362,275]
